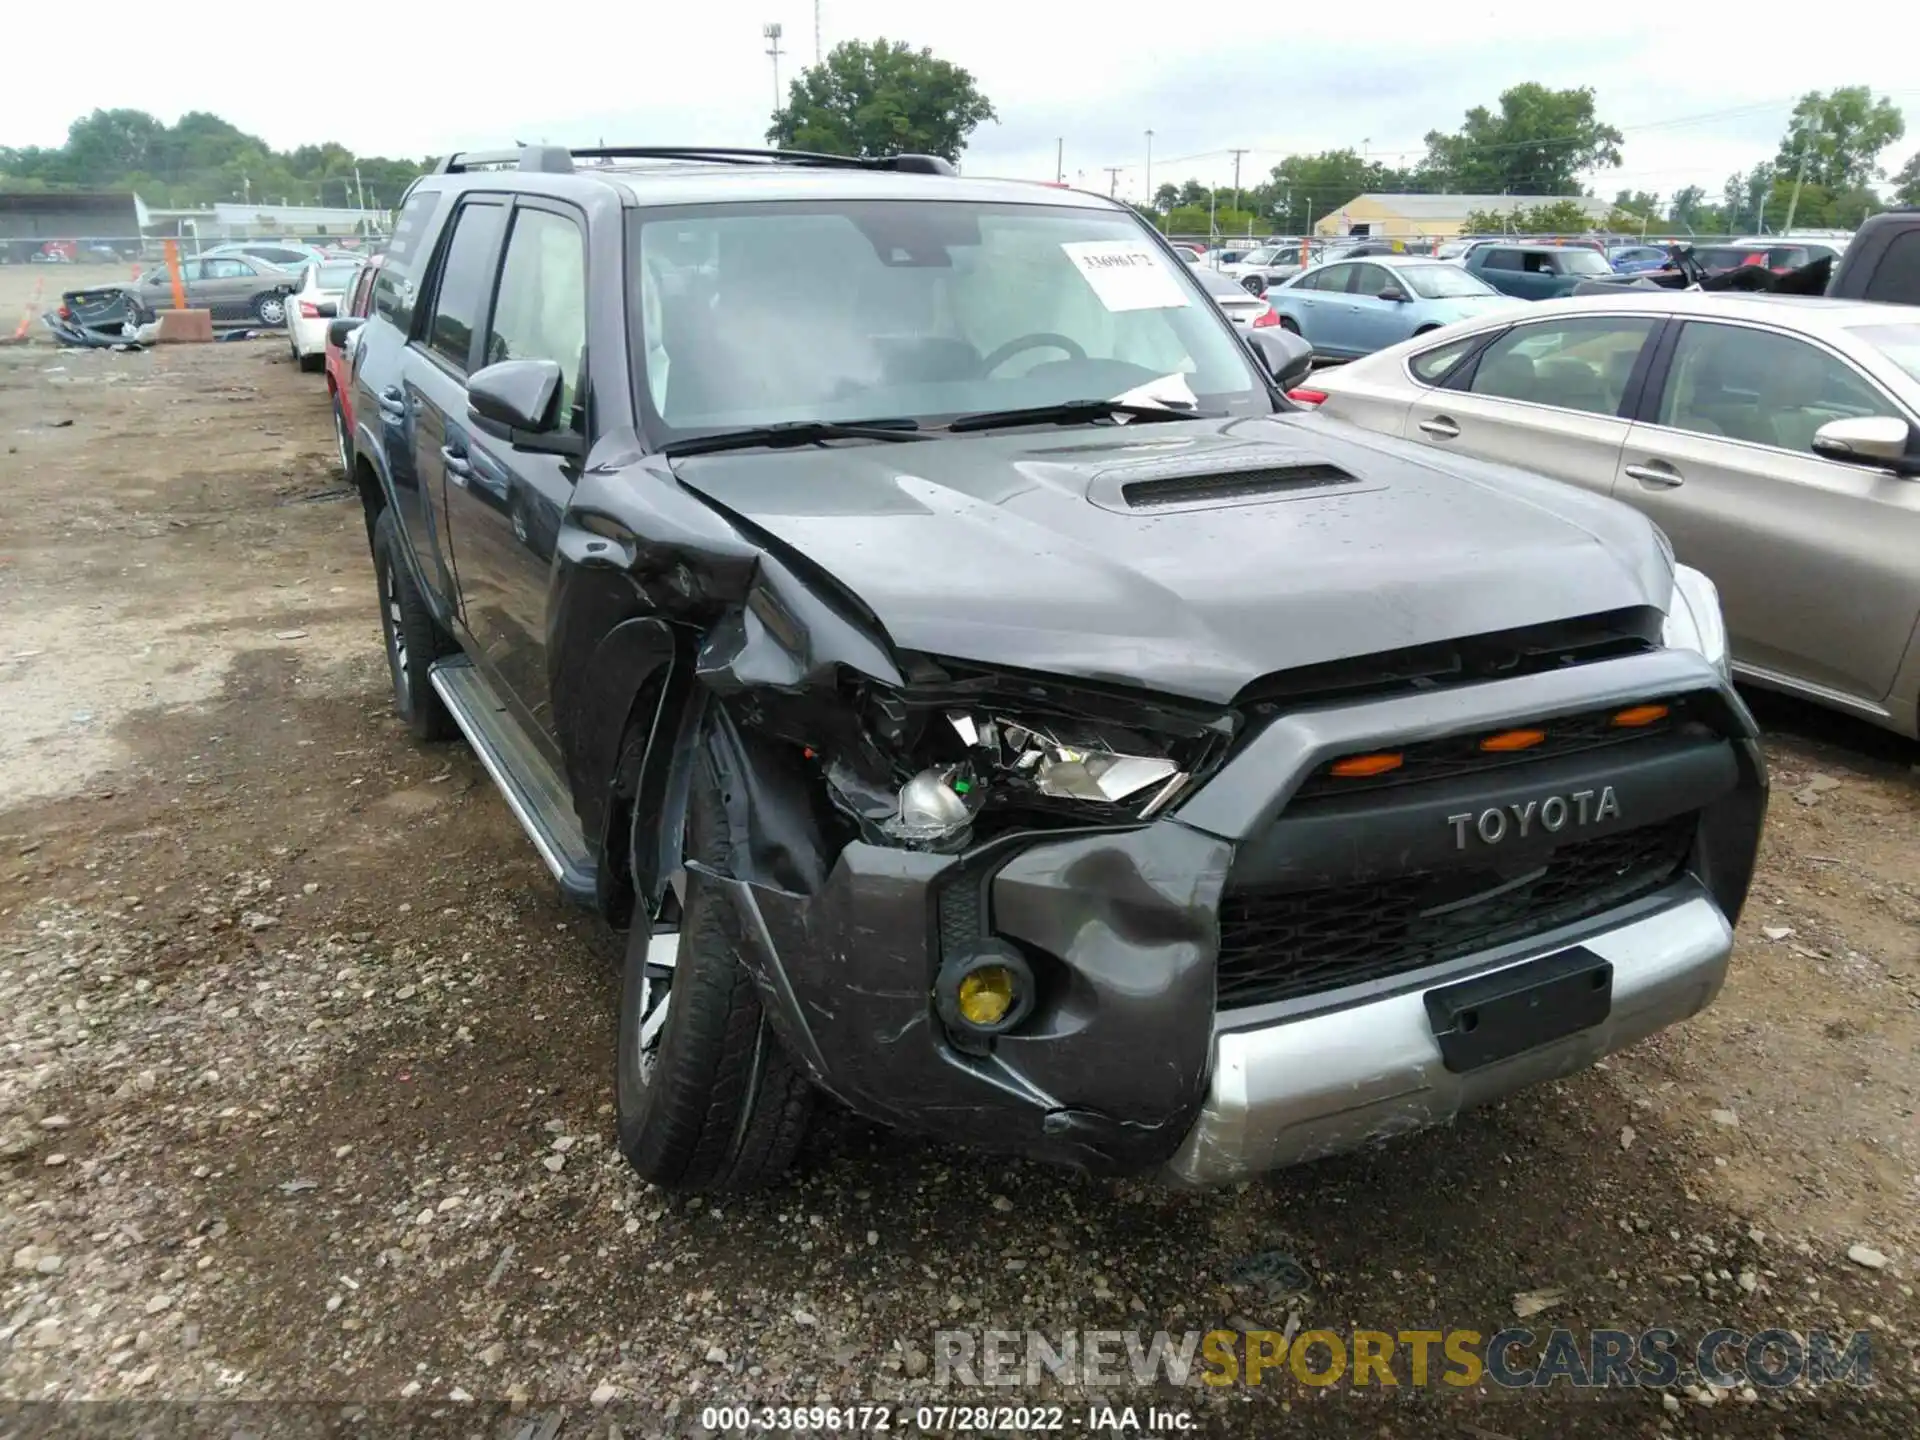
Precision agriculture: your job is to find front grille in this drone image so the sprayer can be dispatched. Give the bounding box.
[1215,815,1696,1009]
[1292,698,1689,801]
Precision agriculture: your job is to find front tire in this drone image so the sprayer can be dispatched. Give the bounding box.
[1278,315,1301,334]
[616,743,813,1191]
[371,509,456,741]
[254,292,287,326]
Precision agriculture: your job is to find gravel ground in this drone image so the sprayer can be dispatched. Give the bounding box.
[1,340,1917,1437]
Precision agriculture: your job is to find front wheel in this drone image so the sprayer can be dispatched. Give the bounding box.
[371,509,457,741]
[254,292,287,326]
[1278,315,1301,334]
[616,742,814,1191]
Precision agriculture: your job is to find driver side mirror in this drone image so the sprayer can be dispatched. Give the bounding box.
[1812,415,1920,474]
[1376,286,1408,303]
[326,316,363,349]
[314,300,337,319]
[468,358,582,457]
[1247,327,1314,392]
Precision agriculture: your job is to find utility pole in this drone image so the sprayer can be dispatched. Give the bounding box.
[1055,138,1064,185]
[763,22,785,111]
[353,163,365,212]
[1104,166,1122,198]
[814,0,822,62]
[1144,130,1154,206]
[1228,148,1248,217]
[1783,103,1823,234]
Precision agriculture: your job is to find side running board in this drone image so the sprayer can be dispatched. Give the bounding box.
[429,657,597,907]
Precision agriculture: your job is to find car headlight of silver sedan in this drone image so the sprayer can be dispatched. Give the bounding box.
[1661,564,1729,680]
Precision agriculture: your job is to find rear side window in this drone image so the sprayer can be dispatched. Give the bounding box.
[1656,322,1894,453]
[1481,250,1521,271]
[1862,230,1920,305]
[1468,316,1655,415]
[373,188,447,330]
[424,202,507,371]
[1409,334,1479,384]
[485,207,588,426]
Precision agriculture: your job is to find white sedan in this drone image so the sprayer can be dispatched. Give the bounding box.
[285,259,364,372]
[1303,289,1920,738]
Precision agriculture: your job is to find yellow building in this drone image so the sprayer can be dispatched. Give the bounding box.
[1314,193,1614,240]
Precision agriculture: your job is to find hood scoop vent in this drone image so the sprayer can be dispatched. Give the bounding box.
[1120,463,1358,510]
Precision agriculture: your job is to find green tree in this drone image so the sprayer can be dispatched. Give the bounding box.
[1667,184,1718,232]
[1721,165,1776,231]
[1151,182,1180,212]
[1460,199,1604,235]
[1258,150,1411,231]
[0,107,427,208]
[1895,152,1920,207]
[1421,84,1622,195]
[1772,87,1905,191]
[1611,189,1662,223]
[766,38,996,163]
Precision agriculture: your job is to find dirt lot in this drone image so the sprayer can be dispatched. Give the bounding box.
[1,337,1917,1436]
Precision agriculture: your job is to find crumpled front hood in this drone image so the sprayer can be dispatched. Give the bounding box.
[672,412,1672,704]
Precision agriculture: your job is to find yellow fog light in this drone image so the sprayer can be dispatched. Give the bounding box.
[957,966,1016,1026]
[936,944,1036,1047]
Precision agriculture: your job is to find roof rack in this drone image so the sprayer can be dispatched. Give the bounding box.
[432,145,956,177]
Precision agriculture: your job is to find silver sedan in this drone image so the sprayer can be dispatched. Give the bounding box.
[1307,290,1920,738]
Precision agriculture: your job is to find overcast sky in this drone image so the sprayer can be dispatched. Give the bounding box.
[6,1,1918,204]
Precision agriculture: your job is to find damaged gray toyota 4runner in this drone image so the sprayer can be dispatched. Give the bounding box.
[337,145,1767,1191]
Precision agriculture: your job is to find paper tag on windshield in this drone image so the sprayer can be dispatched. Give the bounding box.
[1060,241,1191,312]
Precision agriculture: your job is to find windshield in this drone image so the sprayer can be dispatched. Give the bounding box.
[1399,264,1498,299]
[632,200,1268,438]
[1558,249,1613,275]
[1853,324,1920,385]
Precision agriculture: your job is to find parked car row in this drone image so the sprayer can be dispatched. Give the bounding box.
[1300,289,1920,739]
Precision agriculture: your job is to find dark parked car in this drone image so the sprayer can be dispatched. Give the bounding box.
[1463,244,1617,300]
[341,143,1765,1192]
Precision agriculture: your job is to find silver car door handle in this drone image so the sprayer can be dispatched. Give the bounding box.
[440,446,473,484]
[1418,417,1460,440]
[1624,462,1683,488]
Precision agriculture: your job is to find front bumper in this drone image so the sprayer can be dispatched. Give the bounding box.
[1165,884,1730,1185]
[713,647,1766,1180]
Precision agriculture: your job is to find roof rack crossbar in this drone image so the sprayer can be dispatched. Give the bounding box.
[433,145,957,178]
[434,146,575,175]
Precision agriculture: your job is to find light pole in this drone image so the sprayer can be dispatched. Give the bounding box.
[763,22,785,112]
[1144,130,1154,210]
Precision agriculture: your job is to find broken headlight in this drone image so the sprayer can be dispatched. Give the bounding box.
[848,710,1204,852]
[943,712,1190,812]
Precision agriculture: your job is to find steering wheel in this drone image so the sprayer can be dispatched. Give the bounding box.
[980,332,1087,374]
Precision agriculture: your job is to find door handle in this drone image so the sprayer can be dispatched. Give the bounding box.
[1418,417,1460,440]
[1623,462,1683,489]
[440,445,473,484]
[376,386,406,418]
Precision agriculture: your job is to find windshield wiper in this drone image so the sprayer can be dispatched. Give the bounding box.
[946,399,1217,433]
[660,418,927,458]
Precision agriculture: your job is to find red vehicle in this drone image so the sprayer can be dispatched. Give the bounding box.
[325,254,383,475]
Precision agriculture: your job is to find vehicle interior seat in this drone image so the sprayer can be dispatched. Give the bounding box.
[1530,356,1609,413]
[1474,348,1538,401]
